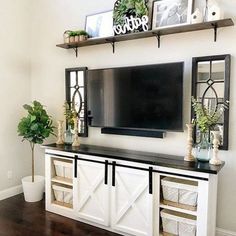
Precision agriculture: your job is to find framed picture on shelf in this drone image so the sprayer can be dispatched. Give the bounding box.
[152,0,193,30]
[85,10,114,38]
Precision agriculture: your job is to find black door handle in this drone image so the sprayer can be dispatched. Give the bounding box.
[149,167,153,195]
[112,161,116,187]
[74,155,78,178]
[104,160,108,185]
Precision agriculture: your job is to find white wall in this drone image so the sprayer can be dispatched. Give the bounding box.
[29,0,236,233]
[0,0,31,191]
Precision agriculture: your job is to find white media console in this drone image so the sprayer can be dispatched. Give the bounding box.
[44,144,224,236]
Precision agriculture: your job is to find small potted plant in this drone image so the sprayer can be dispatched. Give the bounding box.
[78,30,89,41]
[18,101,54,202]
[68,31,78,43]
[63,30,72,44]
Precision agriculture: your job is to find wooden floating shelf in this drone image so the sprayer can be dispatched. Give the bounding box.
[51,176,73,186]
[160,200,197,216]
[57,18,234,56]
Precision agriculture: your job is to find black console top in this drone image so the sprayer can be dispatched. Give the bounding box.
[43,143,225,175]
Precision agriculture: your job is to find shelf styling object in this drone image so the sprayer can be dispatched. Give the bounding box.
[184,123,195,162]
[191,97,229,162]
[210,131,222,165]
[72,117,80,147]
[161,209,197,236]
[204,0,209,22]
[52,184,73,207]
[78,30,89,41]
[53,159,73,179]
[208,2,222,21]
[195,132,212,162]
[63,102,76,144]
[63,30,71,44]
[56,120,64,145]
[18,101,54,202]
[113,0,149,35]
[161,177,198,209]
[191,8,203,24]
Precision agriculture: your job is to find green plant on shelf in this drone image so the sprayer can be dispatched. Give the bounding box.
[113,0,148,26]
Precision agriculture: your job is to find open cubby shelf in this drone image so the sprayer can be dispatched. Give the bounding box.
[51,176,73,186]
[160,201,197,216]
[57,18,234,56]
[52,201,73,209]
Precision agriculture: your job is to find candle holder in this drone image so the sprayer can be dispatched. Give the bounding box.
[184,123,195,162]
[210,131,222,165]
[56,120,64,145]
[72,117,80,147]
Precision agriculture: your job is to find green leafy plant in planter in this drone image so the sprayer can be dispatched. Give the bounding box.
[63,101,77,130]
[191,96,229,162]
[77,30,89,41]
[191,97,228,133]
[67,30,89,42]
[18,101,54,182]
[113,0,148,30]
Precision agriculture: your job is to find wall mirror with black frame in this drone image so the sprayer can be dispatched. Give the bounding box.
[191,54,231,150]
[65,67,88,137]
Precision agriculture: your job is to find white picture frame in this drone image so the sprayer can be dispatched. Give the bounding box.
[152,0,193,30]
[85,10,114,38]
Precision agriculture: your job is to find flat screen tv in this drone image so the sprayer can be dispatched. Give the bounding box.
[87,63,183,133]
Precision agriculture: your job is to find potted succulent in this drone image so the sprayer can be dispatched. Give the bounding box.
[78,30,89,41]
[68,31,79,43]
[18,101,54,202]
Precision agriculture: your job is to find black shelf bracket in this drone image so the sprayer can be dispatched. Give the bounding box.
[212,23,218,42]
[106,39,116,53]
[214,24,218,42]
[152,33,161,48]
[73,47,79,57]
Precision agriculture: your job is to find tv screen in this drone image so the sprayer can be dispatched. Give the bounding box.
[87,63,183,131]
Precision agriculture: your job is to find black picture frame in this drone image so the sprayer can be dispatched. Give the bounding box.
[191,54,231,150]
[65,67,88,138]
[152,0,193,30]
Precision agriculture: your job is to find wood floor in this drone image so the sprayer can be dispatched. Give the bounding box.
[0,194,122,236]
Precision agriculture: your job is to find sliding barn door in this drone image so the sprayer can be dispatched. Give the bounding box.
[111,164,153,236]
[74,159,109,226]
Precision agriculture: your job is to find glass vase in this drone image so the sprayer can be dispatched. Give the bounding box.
[64,125,74,145]
[195,132,212,162]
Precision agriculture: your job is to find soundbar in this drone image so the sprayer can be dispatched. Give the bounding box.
[101,127,166,138]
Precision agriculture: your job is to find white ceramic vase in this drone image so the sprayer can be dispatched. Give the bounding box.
[22,175,45,202]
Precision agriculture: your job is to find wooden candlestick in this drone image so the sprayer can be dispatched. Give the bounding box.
[56,120,64,145]
[210,131,222,165]
[72,117,80,147]
[184,123,195,162]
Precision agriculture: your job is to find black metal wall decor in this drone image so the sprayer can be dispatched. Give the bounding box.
[113,0,149,35]
[191,54,231,150]
[65,67,88,137]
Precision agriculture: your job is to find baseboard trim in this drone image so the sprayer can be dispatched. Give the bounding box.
[0,185,23,201]
[216,228,236,236]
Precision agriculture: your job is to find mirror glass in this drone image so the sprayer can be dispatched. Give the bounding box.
[66,67,88,137]
[192,55,230,150]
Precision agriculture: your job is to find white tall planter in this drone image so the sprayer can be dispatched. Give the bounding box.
[22,175,45,202]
